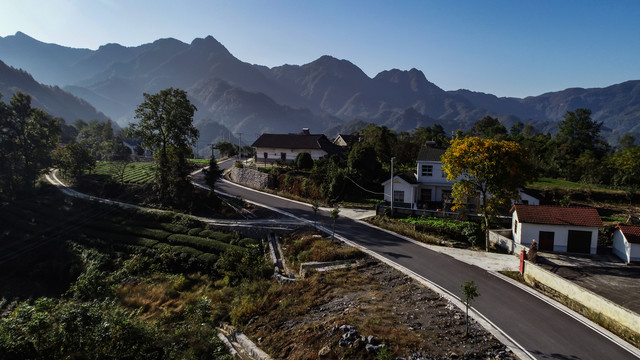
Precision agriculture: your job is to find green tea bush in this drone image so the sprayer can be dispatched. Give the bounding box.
[166,234,239,254]
[159,223,190,234]
[198,229,235,243]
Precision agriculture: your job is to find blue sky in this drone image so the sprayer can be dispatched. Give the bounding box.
[1,0,638,97]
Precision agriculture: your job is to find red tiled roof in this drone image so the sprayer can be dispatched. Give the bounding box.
[512,205,603,227]
[616,224,640,244]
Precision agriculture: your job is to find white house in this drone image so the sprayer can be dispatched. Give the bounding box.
[512,205,603,254]
[381,173,420,207]
[382,142,539,209]
[612,224,640,263]
[332,133,358,147]
[251,129,342,162]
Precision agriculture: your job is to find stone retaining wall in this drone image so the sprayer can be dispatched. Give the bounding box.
[523,261,640,334]
[230,166,271,189]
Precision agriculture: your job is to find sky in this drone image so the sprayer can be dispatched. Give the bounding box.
[0,0,639,98]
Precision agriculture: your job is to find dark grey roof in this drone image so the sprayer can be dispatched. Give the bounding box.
[398,172,418,184]
[416,146,447,162]
[252,133,343,156]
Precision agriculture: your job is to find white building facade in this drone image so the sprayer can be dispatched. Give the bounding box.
[512,205,602,254]
[612,225,640,263]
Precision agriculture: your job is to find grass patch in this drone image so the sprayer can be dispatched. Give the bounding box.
[528,177,619,192]
[282,232,363,272]
[188,158,210,165]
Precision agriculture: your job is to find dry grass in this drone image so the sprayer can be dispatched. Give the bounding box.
[283,232,364,272]
[116,273,211,321]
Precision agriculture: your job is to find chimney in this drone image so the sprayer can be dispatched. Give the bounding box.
[302,128,310,135]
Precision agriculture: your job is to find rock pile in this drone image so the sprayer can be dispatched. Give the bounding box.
[332,324,384,353]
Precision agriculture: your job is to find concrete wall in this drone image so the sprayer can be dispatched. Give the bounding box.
[489,229,527,254]
[523,261,640,336]
[229,166,272,189]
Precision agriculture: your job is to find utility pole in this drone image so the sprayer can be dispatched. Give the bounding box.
[209,143,215,159]
[390,157,395,215]
[237,133,242,160]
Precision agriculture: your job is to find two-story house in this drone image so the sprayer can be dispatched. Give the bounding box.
[381,142,453,209]
[382,142,538,210]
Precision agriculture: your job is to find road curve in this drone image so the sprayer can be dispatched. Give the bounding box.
[214,160,639,360]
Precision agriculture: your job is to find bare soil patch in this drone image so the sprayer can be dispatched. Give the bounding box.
[243,255,515,359]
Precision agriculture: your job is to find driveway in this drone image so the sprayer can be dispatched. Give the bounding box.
[539,253,640,314]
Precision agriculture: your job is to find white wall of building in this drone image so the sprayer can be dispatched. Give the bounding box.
[256,147,327,161]
[383,177,417,206]
[512,212,598,254]
[416,161,452,185]
[612,230,640,263]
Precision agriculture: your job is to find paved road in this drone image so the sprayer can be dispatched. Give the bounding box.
[215,160,639,360]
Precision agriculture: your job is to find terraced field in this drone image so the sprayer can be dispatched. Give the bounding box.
[0,187,259,274]
[93,161,156,184]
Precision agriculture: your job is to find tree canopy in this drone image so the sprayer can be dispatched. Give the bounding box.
[0,92,61,198]
[131,88,199,207]
[442,137,534,250]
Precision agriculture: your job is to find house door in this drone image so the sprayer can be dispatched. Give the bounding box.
[538,231,554,251]
[567,230,592,253]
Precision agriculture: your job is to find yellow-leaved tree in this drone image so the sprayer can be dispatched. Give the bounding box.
[442,137,534,251]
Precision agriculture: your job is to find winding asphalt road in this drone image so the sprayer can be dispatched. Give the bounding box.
[213,160,639,360]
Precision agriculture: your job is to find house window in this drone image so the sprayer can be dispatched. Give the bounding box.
[420,188,432,202]
[393,190,404,203]
[421,164,433,177]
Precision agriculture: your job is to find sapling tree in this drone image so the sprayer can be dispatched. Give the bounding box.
[461,280,480,335]
[330,205,340,241]
[312,201,320,229]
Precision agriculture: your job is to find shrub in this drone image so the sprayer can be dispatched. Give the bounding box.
[198,229,236,243]
[166,234,240,254]
[159,223,190,234]
[237,238,260,247]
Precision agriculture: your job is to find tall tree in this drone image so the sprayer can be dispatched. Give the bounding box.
[553,108,605,181]
[52,142,96,178]
[442,137,534,251]
[204,156,223,191]
[131,88,198,207]
[0,92,61,198]
[468,116,507,139]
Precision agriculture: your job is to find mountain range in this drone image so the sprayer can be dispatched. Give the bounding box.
[1,31,639,149]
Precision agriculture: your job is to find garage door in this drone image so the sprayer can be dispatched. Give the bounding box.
[567,230,592,253]
[538,231,555,251]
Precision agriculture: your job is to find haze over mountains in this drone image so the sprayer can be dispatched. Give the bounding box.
[1,31,639,148]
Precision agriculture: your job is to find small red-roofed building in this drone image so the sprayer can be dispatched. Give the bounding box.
[512,205,603,254]
[612,224,640,263]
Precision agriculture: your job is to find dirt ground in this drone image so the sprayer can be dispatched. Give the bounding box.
[244,257,516,360]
